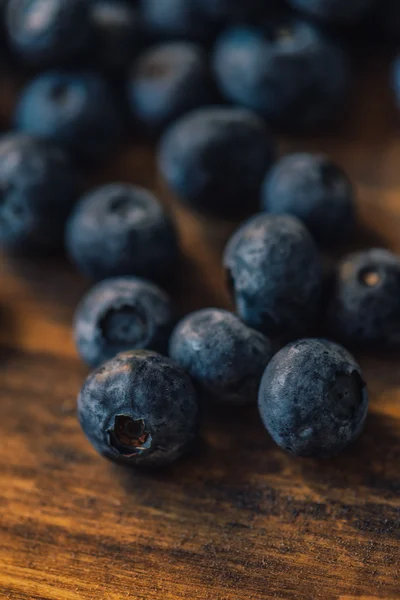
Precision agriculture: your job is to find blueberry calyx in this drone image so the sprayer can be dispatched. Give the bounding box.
[108,415,152,457]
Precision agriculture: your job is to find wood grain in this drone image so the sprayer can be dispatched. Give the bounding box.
[0,57,400,600]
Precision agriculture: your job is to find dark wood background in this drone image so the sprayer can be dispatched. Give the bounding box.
[0,56,399,599]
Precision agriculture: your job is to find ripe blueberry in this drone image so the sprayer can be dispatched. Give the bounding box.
[158,106,275,216]
[15,71,123,163]
[224,214,323,338]
[169,308,273,405]
[262,153,356,247]
[74,276,175,368]
[78,350,200,468]
[66,183,178,283]
[258,338,369,458]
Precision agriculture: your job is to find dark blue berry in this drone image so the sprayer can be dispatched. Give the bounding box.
[89,0,144,73]
[0,133,79,253]
[169,308,272,405]
[74,276,174,368]
[212,20,350,131]
[78,350,200,468]
[128,42,215,135]
[224,214,323,338]
[327,249,400,348]
[15,71,123,163]
[158,107,275,216]
[287,0,374,22]
[66,183,178,283]
[6,0,91,65]
[261,153,356,247]
[258,338,369,458]
[393,55,400,109]
[140,0,218,44]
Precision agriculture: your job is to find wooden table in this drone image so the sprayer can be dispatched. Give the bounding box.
[0,58,399,599]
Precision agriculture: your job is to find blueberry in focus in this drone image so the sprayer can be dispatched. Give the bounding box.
[258,338,369,458]
[287,0,374,22]
[140,0,219,44]
[158,107,275,216]
[128,42,215,135]
[212,20,351,131]
[0,133,80,253]
[224,214,323,338]
[15,71,123,163]
[78,350,200,468]
[6,0,91,65]
[327,249,400,348]
[74,276,175,368]
[89,0,144,73]
[169,308,272,405]
[262,153,356,247]
[66,183,178,282]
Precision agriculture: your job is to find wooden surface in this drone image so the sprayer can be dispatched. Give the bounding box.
[0,58,400,600]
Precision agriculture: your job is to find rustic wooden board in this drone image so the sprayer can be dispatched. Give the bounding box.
[0,58,399,600]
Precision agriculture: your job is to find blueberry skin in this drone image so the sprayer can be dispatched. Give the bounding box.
[66,183,178,283]
[224,214,323,338]
[393,55,400,108]
[169,308,272,405]
[262,153,356,247]
[212,21,351,131]
[327,249,400,348]
[287,0,374,22]
[15,71,123,163]
[0,133,80,253]
[158,107,275,216]
[89,0,144,72]
[74,276,174,368]
[128,42,215,135]
[258,339,368,458]
[78,350,200,468]
[141,0,218,43]
[6,0,91,65]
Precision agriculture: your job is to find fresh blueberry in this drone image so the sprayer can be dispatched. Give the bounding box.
[212,20,351,131]
[224,214,323,338]
[78,350,200,468]
[258,338,369,458]
[158,106,275,216]
[169,308,272,405]
[327,249,400,348]
[128,42,215,135]
[140,0,218,44]
[66,183,178,282]
[14,71,123,163]
[74,276,174,368]
[0,133,80,253]
[6,0,91,65]
[89,0,144,73]
[261,153,356,247]
[287,0,374,22]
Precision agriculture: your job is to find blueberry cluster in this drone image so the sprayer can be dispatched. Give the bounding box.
[2,0,400,469]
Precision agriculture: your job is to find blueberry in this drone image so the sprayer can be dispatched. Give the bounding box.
[6,0,91,65]
[258,338,369,458]
[261,153,356,247]
[140,0,218,44]
[89,0,144,73]
[169,308,272,405]
[0,133,80,253]
[74,276,174,368]
[78,350,200,468]
[128,42,215,135]
[66,183,178,282]
[158,107,275,216]
[212,20,351,131]
[287,0,374,22]
[327,249,400,348]
[224,214,323,338]
[15,71,123,163]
